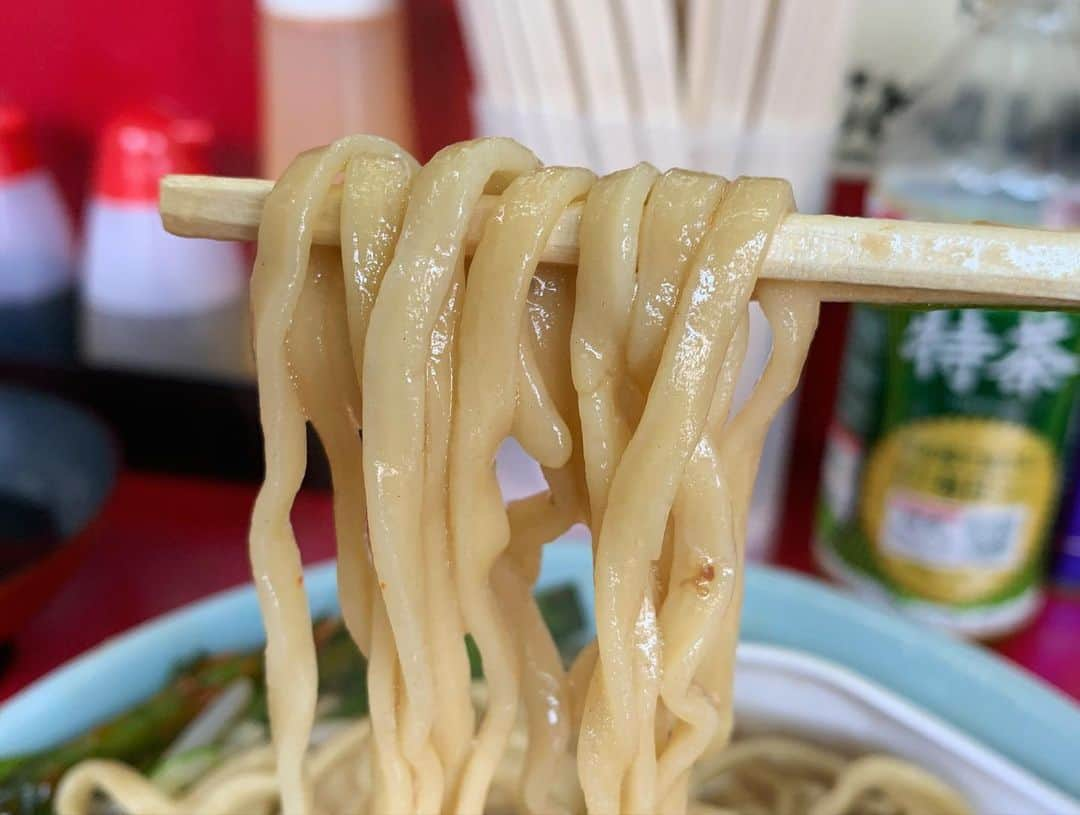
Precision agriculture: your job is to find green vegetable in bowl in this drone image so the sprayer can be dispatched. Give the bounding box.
[0,651,261,815]
[0,583,587,815]
[150,745,222,796]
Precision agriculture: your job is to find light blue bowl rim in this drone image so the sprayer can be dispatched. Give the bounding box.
[741,562,1080,798]
[0,541,1076,798]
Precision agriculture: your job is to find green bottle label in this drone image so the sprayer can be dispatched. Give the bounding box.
[816,305,1080,633]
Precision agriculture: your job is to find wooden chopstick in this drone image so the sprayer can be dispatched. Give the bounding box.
[684,0,719,126]
[159,174,1080,308]
[617,0,687,169]
[455,0,505,103]
[507,0,589,167]
[619,0,681,126]
[559,0,638,171]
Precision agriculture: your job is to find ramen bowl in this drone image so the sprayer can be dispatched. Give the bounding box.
[0,541,1077,814]
[0,386,117,641]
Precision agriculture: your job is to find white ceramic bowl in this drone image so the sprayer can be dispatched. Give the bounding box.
[734,644,1078,814]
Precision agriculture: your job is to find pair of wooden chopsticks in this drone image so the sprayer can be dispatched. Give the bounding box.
[159,174,1080,309]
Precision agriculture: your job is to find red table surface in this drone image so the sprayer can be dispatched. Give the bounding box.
[3,469,1080,703]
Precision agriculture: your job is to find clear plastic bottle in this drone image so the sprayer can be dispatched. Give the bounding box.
[815,0,1080,636]
[874,0,1080,225]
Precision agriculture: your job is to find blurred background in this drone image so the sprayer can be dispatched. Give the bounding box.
[1,0,1079,705]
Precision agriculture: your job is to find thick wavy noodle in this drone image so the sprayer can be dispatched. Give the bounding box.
[57,136,971,815]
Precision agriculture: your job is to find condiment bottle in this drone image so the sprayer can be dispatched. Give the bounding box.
[81,110,249,379]
[0,105,75,362]
[815,0,1080,636]
[259,0,416,176]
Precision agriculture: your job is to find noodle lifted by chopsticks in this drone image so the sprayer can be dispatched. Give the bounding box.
[57,136,971,815]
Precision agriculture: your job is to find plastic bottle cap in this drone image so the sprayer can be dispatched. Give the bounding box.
[0,105,40,180]
[259,0,397,21]
[93,110,214,204]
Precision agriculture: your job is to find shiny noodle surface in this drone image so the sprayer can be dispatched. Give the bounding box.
[58,137,971,815]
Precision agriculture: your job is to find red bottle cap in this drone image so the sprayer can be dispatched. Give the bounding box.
[93,109,214,204]
[0,105,41,180]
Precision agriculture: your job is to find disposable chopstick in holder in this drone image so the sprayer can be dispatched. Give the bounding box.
[506,0,590,167]
[159,174,1080,310]
[455,0,501,101]
[455,0,516,137]
[746,0,854,130]
[711,0,775,129]
[488,0,552,159]
[684,0,776,176]
[734,0,856,211]
[684,0,721,127]
[638,0,681,125]
[615,0,687,169]
[558,0,638,172]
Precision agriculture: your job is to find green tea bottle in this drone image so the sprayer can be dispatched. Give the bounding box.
[815,0,1080,636]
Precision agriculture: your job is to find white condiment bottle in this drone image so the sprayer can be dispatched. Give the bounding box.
[0,105,75,362]
[259,0,417,176]
[81,110,249,379]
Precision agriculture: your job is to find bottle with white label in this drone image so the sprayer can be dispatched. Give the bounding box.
[0,105,75,363]
[81,110,249,380]
[815,0,1080,637]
